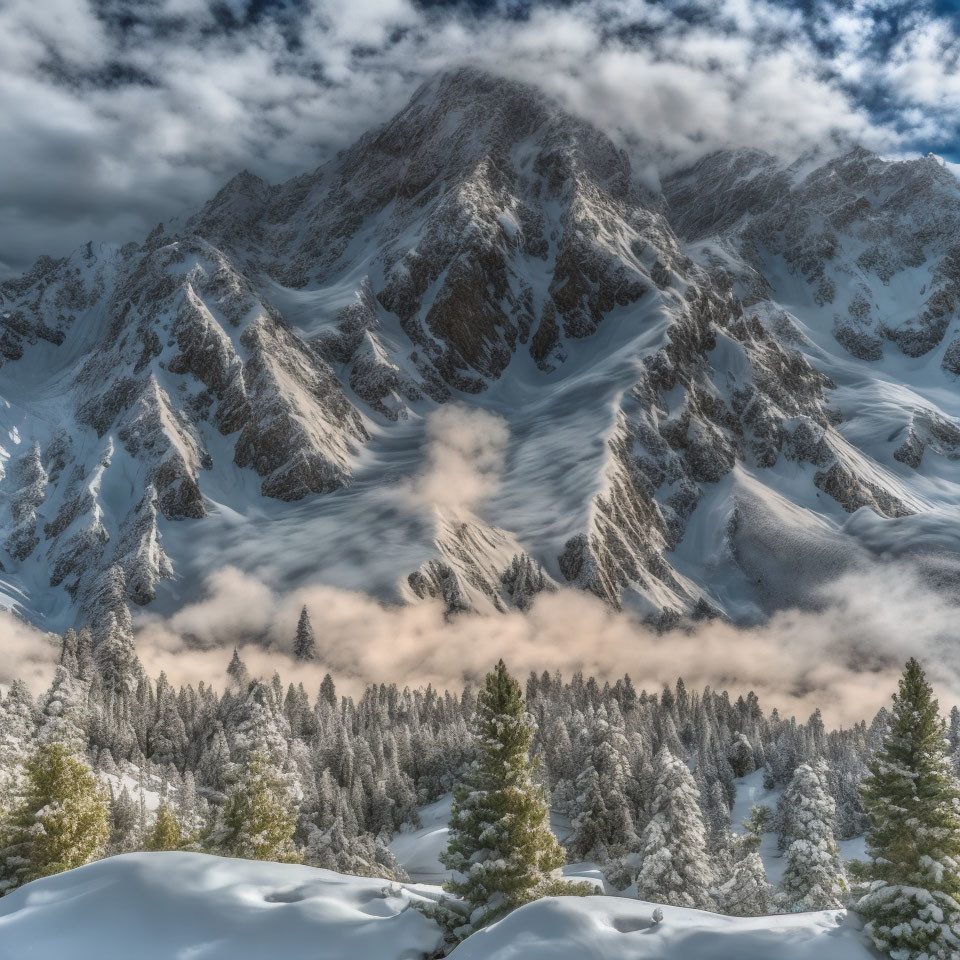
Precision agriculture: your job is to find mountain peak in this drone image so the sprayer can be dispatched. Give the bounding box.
[187,168,271,240]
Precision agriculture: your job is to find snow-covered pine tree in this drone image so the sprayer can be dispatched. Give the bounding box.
[716,851,771,916]
[568,736,638,864]
[293,606,317,661]
[948,706,960,776]
[568,765,609,862]
[634,746,714,910]
[440,660,566,934]
[207,750,300,863]
[855,659,960,960]
[728,732,755,778]
[779,763,846,911]
[145,804,185,851]
[226,648,250,691]
[106,784,141,855]
[37,665,87,748]
[0,741,109,893]
[0,681,35,808]
[319,674,337,708]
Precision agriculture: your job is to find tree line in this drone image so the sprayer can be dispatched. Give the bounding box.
[0,610,958,958]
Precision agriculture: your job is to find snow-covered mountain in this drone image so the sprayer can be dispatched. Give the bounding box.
[3,68,960,634]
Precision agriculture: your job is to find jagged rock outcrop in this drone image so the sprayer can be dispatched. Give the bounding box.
[407,514,559,616]
[233,313,367,499]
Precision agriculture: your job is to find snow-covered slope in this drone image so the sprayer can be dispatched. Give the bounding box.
[0,853,443,960]
[3,68,960,635]
[0,852,874,960]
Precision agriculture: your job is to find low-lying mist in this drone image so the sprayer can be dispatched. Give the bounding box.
[124,561,957,727]
[2,552,957,726]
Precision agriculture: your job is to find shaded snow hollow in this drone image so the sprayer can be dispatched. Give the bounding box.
[0,851,873,960]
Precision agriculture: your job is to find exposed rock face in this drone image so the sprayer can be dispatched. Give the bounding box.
[233,314,367,500]
[312,282,428,420]
[665,148,960,364]
[3,69,960,634]
[893,410,960,469]
[407,514,558,616]
[0,246,106,363]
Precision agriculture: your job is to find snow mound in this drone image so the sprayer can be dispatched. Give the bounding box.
[449,894,870,960]
[0,852,875,960]
[0,852,442,960]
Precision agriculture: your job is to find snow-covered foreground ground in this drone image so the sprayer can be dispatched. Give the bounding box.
[0,853,443,960]
[0,852,874,960]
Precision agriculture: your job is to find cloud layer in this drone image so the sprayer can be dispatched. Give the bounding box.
[1,0,957,278]
[0,612,59,692]
[130,560,960,727]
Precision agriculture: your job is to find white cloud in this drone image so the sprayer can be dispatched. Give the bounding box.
[0,0,953,277]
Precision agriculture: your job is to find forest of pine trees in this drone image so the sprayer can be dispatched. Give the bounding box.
[1,615,959,958]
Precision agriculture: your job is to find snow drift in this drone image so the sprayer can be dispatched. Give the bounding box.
[0,852,874,960]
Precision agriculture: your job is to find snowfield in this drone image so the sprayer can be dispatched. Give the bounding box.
[0,853,443,960]
[451,896,868,960]
[0,852,874,960]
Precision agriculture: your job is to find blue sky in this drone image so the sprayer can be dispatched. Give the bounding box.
[0,0,956,277]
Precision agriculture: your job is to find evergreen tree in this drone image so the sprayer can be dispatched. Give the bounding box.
[441,661,565,933]
[568,738,638,863]
[207,750,300,863]
[0,681,35,808]
[856,659,960,960]
[145,804,184,852]
[716,851,770,916]
[634,746,714,909]
[293,606,317,661]
[226,649,250,691]
[106,784,141,855]
[0,742,109,893]
[319,674,337,708]
[779,763,846,911]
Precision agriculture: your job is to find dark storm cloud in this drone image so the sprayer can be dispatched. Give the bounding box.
[0,0,956,279]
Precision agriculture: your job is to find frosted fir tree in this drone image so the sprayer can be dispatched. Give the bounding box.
[149,674,188,767]
[0,742,109,894]
[37,665,87,748]
[440,660,566,933]
[715,851,771,916]
[779,763,847,911]
[728,732,756,778]
[319,673,337,708]
[106,784,141,855]
[293,606,317,661]
[855,659,960,960]
[226,648,250,691]
[93,607,142,698]
[569,766,610,862]
[207,750,300,863]
[634,746,714,910]
[0,681,35,808]
[948,706,960,776]
[569,738,638,864]
[145,804,185,852]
